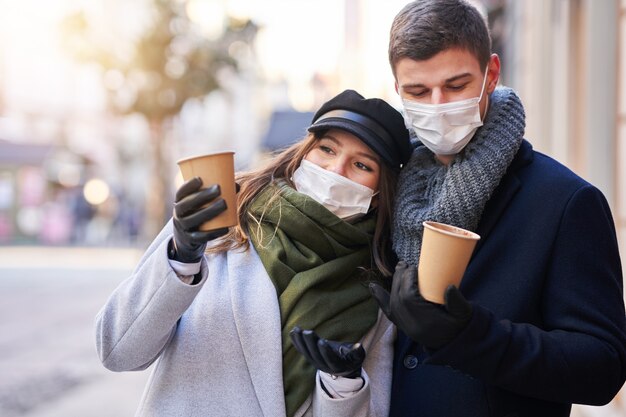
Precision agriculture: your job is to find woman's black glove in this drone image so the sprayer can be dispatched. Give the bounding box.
[289,327,365,379]
[171,177,229,263]
[369,261,473,350]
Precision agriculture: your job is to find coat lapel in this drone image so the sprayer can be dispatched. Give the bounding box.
[228,246,287,417]
[474,141,533,252]
[474,173,520,252]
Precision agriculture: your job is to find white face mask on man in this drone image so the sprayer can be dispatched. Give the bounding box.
[292,159,377,220]
[402,68,489,155]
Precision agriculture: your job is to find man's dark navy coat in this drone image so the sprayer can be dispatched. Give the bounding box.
[390,140,626,416]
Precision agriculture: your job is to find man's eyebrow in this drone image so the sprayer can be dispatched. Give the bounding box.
[401,72,474,89]
[445,72,473,83]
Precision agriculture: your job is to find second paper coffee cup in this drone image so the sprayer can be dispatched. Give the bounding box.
[417,221,480,304]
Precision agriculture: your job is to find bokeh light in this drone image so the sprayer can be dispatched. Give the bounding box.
[83,178,110,206]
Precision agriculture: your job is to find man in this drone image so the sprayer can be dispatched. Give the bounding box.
[369,1,626,416]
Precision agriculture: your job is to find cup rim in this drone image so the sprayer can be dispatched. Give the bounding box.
[176,151,235,165]
[422,221,481,240]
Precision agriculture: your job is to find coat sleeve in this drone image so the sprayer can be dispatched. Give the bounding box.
[426,184,626,405]
[95,220,209,372]
[306,311,395,417]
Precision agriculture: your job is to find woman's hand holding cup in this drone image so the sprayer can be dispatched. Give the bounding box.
[171,177,229,263]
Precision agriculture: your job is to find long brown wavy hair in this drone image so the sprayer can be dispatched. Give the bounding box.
[207,131,399,277]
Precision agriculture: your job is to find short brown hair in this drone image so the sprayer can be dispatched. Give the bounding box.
[389,0,492,76]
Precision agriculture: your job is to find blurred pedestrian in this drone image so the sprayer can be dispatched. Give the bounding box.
[369,1,626,416]
[95,89,412,417]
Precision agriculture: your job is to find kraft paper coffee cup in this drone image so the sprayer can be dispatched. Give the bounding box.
[177,151,238,231]
[417,221,480,304]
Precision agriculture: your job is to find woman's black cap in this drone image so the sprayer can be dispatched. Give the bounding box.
[308,89,412,171]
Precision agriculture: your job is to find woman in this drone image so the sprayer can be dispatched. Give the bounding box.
[95,90,412,417]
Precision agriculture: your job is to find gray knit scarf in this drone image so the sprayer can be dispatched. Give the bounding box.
[392,86,526,266]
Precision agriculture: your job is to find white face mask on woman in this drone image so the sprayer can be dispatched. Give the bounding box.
[292,159,376,220]
[402,68,489,155]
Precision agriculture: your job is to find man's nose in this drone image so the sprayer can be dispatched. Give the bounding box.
[431,88,445,104]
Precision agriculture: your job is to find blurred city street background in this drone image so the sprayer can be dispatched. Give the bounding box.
[1,0,625,415]
[0,247,148,417]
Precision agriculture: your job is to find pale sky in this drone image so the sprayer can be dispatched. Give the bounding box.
[0,0,411,117]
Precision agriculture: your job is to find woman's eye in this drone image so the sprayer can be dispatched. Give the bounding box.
[319,145,334,154]
[355,161,373,172]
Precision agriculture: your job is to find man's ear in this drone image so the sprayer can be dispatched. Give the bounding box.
[394,80,400,95]
[486,54,501,93]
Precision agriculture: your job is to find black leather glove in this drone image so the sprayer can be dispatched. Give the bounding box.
[289,327,365,379]
[171,177,229,263]
[369,261,473,350]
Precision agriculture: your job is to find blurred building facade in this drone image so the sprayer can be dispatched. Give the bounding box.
[499,0,625,285]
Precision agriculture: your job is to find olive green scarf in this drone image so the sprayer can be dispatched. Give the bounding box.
[248,182,379,417]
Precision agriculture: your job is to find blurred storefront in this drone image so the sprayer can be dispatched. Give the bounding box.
[0,140,54,243]
[0,139,110,245]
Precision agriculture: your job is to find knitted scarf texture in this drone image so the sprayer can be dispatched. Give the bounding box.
[248,182,379,417]
[392,86,526,266]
